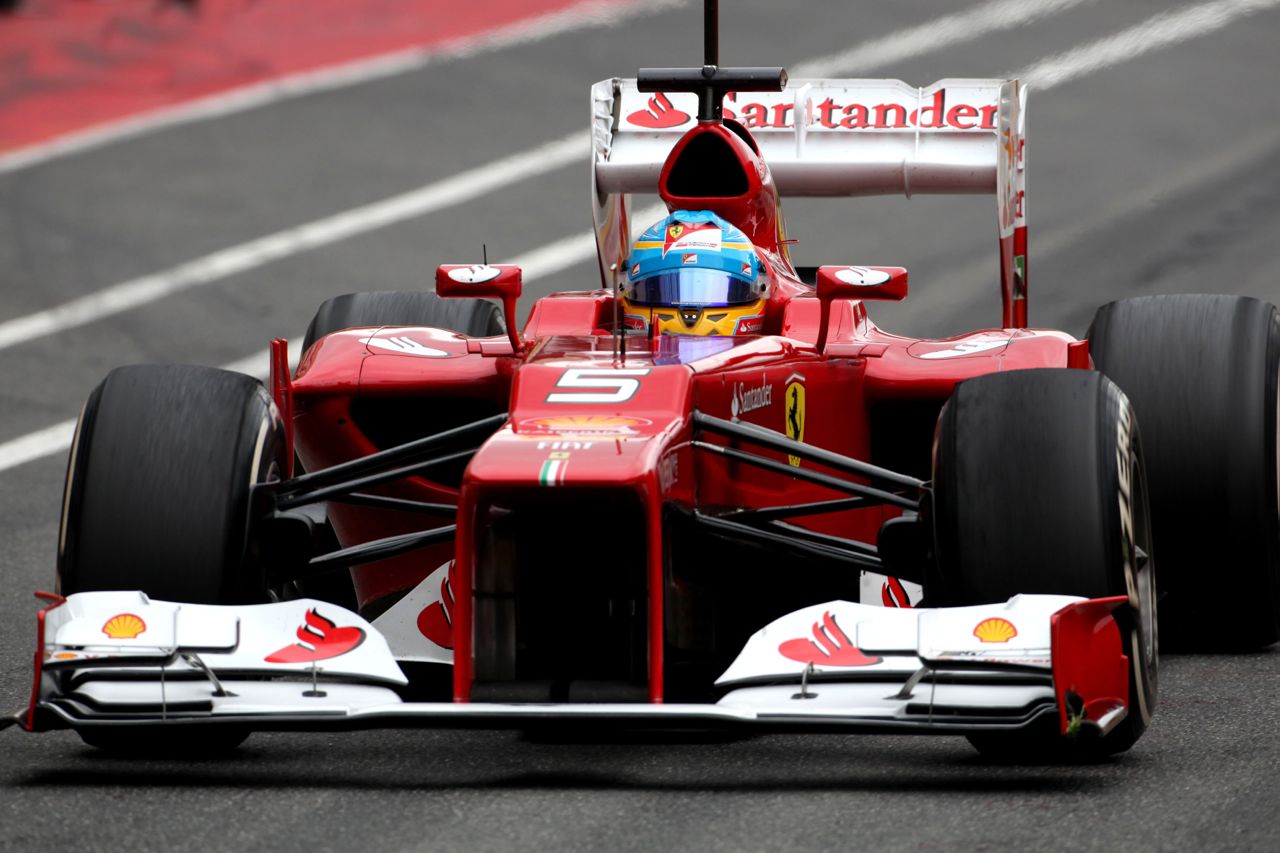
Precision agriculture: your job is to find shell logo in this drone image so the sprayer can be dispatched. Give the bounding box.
[102,613,147,639]
[521,415,650,436]
[973,617,1017,643]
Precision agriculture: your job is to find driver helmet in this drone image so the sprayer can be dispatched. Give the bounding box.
[621,210,767,336]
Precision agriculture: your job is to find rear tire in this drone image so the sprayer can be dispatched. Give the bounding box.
[298,290,504,609]
[58,365,286,604]
[1090,295,1280,649]
[302,290,505,355]
[931,369,1157,758]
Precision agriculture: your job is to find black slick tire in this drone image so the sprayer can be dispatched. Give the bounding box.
[58,364,286,605]
[931,368,1157,759]
[298,290,503,608]
[1090,295,1280,650]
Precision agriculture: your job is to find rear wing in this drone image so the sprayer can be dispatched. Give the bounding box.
[590,78,1029,327]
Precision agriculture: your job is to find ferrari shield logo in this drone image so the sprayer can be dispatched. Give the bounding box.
[785,379,805,466]
[662,223,686,255]
[662,220,719,256]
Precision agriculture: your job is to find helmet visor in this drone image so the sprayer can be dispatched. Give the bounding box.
[630,269,759,307]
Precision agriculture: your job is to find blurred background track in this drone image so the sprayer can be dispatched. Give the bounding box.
[0,0,612,153]
[1,1,1278,850]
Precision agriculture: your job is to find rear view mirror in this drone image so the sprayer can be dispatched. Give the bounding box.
[813,266,908,353]
[436,263,522,300]
[436,264,523,352]
[815,265,908,302]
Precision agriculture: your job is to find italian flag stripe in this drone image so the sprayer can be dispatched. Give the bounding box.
[539,459,564,487]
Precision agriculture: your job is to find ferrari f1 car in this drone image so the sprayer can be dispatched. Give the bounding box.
[9,2,1280,759]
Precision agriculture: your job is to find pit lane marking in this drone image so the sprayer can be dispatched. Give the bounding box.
[1012,0,1280,91]
[0,0,686,176]
[0,132,587,353]
[0,203,668,475]
[790,0,1095,77]
[917,121,1280,331]
[0,339,297,475]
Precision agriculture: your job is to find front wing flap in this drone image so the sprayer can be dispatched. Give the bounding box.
[7,592,1130,739]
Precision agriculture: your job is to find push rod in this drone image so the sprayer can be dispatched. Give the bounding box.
[276,448,477,510]
[692,441,919,511]
[693,512,883,572]
[693,411,925,491]
[272,412,507,500]
[308,524,457,570]
[763,519,880,557]
[327,493,458,516]
[723,496,873,523]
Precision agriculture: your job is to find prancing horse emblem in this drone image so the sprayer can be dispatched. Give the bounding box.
[785,377,806,466]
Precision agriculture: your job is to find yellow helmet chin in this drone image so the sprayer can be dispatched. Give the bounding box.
[620,297,767,337]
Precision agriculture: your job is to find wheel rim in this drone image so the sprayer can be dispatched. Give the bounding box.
[1132,457,1156,665]
[1126,439,1158,725]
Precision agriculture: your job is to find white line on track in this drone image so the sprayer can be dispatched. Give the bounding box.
[908,123,1280,330]
[3,0,1272,472]
[0,421,76,477]
[0,0,1092,355]
[1015,0,1280,90]
[0,132,586,353]
[0,338,298,476]
[790,0,1095,77]
[0,0,687,175]
[0,206,664,475]
[0,338,302,471]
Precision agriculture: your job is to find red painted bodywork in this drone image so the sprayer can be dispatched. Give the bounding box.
[1050,596,1131,734]
[659,120,785,253]
[288,120,1082,703]
[23,592,66,732]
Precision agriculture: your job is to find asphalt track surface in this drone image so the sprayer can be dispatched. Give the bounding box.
[2,1,1280,850]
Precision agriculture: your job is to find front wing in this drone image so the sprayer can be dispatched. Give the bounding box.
[6,591,1132,739]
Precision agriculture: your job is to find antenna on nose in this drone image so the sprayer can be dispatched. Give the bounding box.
[637,0,786,123]
[704,0,718,67]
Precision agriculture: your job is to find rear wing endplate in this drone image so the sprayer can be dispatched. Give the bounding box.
[590,78,1029,326]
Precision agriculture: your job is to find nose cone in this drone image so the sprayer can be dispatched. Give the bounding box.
[464,350,694,491]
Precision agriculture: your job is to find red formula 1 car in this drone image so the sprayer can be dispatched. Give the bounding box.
[10,4,1279,759]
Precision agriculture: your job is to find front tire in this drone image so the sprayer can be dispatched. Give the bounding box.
[931,369,1157,758]
[58,364,286,605]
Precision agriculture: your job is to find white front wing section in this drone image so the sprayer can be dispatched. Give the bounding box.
[12,592,1102,736]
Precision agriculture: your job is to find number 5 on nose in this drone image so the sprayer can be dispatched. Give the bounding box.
[546,368,651,403]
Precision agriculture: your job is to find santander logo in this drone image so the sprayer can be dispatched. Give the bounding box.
[625,89,996,132]
[265,608,366,664]
[626,92,690,129]
[778,611,882,667]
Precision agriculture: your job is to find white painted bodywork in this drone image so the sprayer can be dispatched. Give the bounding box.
[41,591,407,685]
[372,560,454,664]
[16,591,1089,735]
